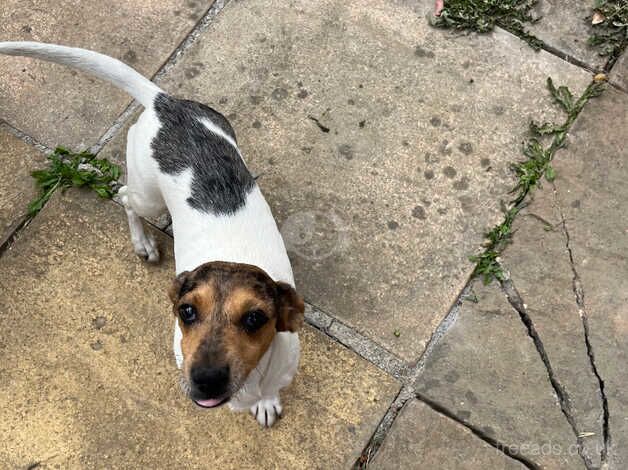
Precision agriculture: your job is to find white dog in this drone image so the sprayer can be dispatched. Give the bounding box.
[0,42,304,427]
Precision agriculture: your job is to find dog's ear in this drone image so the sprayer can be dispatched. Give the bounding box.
[168,271,192,304]
[275,282,305,332]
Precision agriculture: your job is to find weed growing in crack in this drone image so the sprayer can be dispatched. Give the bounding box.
[470,78,606,284]
[28,147,121,216]
[430,0,544,49]
[589,0,628,62]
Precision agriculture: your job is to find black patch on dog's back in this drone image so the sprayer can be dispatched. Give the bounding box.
[151,93,255,215]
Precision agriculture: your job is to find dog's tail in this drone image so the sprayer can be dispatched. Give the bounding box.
[0,41,163,108]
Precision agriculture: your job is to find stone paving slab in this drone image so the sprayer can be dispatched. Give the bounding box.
[100,0,591,361]
[611,51,628,91]
[551,86,628,468]
[527,0,604,70]
[0,0,211,149]
[500,186,605,468]
[0,189,400,469]
[415,281,584,469]
[0,127,44,242]
[370,399,525,469]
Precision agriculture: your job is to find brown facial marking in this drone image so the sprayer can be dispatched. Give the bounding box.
[168,261,305,396]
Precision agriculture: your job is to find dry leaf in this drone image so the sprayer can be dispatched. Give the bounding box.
[592,11,606,25]
[594,73,607,82]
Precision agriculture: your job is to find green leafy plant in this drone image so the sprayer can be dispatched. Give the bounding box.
[430,0,544,49]
[589,0,628,60]
[29,147,121,216]
[470,78,605,284]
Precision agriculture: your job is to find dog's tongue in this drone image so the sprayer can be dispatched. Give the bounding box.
[195,398,224,408]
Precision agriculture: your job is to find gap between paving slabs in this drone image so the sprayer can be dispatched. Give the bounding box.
[432,0,628,73]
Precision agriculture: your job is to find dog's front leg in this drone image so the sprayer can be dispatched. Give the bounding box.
[250,396,283,428]
[243,332,300,428]
[119,186,160,263]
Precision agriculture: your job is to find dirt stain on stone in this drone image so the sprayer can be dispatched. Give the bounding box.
[338,144,354,160]
[430,116,441,127]
[123,50,137,64]
[414,45,435,58]
[439,140,452,156]
[424,169,435,180]
[458,142,473,155]
[249,95,263,105]
[92,316,107,330]
[480,158,491,168]
[412,205,426,220]
[272,88,289,100]
[252,120,262,129]
[297,89,309,99]
[443,166,457,179]
[453,177,470,191]
[445,370,460,383]
[387,221,399,230]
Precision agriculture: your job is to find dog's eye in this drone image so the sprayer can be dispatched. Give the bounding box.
[241,309,268,333]
[179,304,197,325]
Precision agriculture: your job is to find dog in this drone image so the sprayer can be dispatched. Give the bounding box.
[0,42,305,427]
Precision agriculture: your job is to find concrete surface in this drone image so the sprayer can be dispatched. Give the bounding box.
[551,86,628,468]
[611,50,628,91]
[528,0,603,69]
[370,399,525,469]
[100,0,591,361]
[415,282,584,469]
[0,189,400,469]
[0,127,44,243]
[1,0,627,468]
[0,0,211,149]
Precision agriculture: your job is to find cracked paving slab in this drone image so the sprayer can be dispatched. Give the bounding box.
[99,0,591,361]
[415,281,584,469]
[0,0,212,149]
[550,86,628,468]
[0,189,399,469]
[500,185,605,469]
[370,399,526,469]
[0,127,45,243]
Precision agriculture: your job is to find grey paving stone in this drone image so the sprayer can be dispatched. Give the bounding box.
[0,127,45,242]
[551,86,628,468]
[610,50,628,91]
[101,0,591,361]
[415,281,584,469]
[0,189,400,469]
[0,0,211,149]
[370,399,525,470]
[500,185,605,468]
[527,0,604,69]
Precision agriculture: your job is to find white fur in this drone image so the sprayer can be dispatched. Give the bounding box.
[0,41,300,427]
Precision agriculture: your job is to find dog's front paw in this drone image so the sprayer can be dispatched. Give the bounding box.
[133,233,160,263]
[250,396,282,428]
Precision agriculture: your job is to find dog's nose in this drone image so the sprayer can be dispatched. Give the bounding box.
[190,365,230,397]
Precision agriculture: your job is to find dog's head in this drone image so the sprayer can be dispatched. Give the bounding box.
[168,261,304,408]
